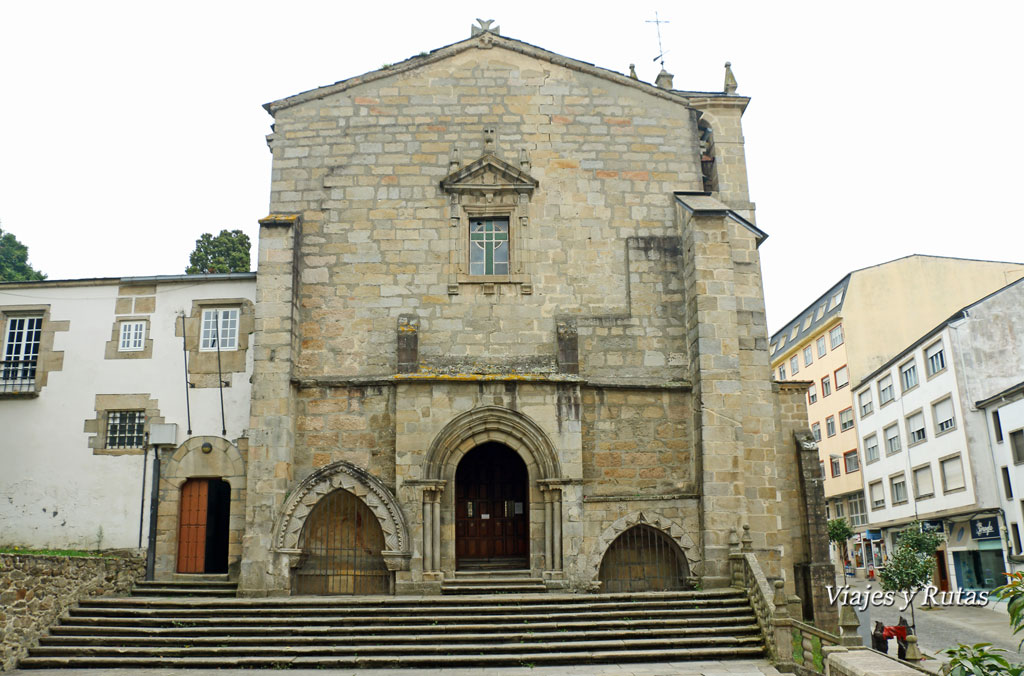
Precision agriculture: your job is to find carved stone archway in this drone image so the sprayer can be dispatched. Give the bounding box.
[274,460,410,572]
[424,405,561,480]
[419,406,566,575]
[587,511,701,585]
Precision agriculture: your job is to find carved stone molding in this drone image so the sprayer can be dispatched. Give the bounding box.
[586,510,701,582]
[273,460,410,569]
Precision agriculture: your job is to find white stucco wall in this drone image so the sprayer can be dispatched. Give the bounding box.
[0,276,254,550]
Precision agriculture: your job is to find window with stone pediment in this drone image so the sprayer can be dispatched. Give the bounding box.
[440,135,538,295]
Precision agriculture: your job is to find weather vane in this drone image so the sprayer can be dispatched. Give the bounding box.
[646,12,670,69]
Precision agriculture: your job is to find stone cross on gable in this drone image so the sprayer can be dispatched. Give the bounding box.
[471,18,500,37]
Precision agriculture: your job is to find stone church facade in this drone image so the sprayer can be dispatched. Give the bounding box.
[230,22,827,614]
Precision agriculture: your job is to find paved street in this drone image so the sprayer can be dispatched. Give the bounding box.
[7,660,782,676]
[839,576,1022,663]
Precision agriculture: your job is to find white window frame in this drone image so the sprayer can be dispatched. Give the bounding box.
[913,464,934,499]
[200,308,240,352]
[789,355,799,376]
[822,375,832,397]
[940,455,966,493]
[849,493,867,526]
[812,422,821,442]
[859,390,874,417]
[2,315,43,390]
[864,434,879,463]
[878,375,895,405]
[870,481,885,510]
[803,345,814,367]
[835,365,849,390]
[816,336,827,358]
[907,411,926,445]
[885,423,901,455]
[779,365,786,380]
[890,473,908,504]
[826,416,837,437]
[118,320,146,352]
[925,341,946,377]
[933,397,955,434]
[808,383,818,405]
[900,360,918,392]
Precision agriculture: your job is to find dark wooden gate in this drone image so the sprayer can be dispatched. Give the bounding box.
[598,524,690,592]
[292,488,389,595]
[455,443,528,568]
[177,478,230,574]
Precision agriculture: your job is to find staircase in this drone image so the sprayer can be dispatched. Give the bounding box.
[130,576,237,598]
[441,569,547,594]
[20,588,765,669]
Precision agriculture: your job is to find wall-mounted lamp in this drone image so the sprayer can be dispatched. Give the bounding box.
[201,442,213,454]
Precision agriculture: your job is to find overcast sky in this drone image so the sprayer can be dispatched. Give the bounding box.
[2,1,1021,333]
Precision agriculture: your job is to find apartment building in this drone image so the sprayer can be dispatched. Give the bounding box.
[854,278,1024,591]
[770,255,1024,576]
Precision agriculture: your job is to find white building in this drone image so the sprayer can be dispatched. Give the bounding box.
[0,273,255,572]
[853,278,1024,591]
[978,382,1024,574]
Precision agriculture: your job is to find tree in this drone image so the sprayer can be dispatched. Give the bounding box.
[943,572,1024,674]
[828,518,855,572]
[186,229,251,275]
[878,522,943,631]
[0,224,46,281]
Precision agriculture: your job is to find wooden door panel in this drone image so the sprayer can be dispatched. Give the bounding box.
[177,479,208,573]
[455,443,528,566]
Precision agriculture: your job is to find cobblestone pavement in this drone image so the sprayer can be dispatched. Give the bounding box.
[7,660,782,676]
[839,576,1021,664]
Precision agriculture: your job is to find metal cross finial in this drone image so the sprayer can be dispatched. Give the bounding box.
[646,11,670,68]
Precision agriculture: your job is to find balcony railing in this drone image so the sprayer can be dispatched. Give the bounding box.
[1,359,37,393]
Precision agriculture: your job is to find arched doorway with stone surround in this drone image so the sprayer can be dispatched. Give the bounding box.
[273,460,411,595]
[421,406,566,578]
[156,436,246,579]
[587,511,702,592]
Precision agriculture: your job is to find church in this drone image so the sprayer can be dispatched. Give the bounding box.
[1,21,831,625]
[240,20,827,608]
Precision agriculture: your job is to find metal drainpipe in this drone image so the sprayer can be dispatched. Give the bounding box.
[145,443,162,581]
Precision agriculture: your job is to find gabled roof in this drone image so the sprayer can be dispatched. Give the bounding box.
[264,30,742,115]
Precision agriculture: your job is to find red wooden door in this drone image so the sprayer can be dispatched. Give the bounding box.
[455,443,528,566]
[177,479,209,573]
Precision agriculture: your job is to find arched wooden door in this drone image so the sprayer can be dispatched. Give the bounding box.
[598,524,690,592]
[292,488,389,595]
[177,478,230,574]
[455,443,529,569]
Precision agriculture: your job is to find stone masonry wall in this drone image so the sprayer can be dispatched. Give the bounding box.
[580,387,693,496]
[0,552,144,671]
[270,43,703,380]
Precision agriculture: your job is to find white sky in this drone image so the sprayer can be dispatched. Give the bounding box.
[2,1,1021,333]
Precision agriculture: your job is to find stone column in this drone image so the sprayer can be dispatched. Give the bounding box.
[410,480,445,580]
[423,499,433,571]
[241,213,300,597]
[543,490,553,569]
[539,481,566,572]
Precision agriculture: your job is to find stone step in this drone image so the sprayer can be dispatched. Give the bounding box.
[18,644,766,669]
[49,614,759,637]
[453,568,532,577]
[77,593,750,614]
[38,623,763,647]
[134,579,234,588]
[30,633,764,657]
[59,605,755,628]
[88,587,746,607]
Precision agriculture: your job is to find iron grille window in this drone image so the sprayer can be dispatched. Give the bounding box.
[2,316,42,392]
[106,410,146,448]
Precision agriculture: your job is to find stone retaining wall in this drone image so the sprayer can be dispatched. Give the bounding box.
[0,552,144,671]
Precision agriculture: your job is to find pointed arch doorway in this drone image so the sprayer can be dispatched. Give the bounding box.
[455,442,529,569]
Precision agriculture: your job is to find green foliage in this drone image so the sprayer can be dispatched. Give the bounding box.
[827,518,855,544]
[878,543,934,595]
[942,643,1023,676]
[0,224,46,281]
[186,229,251,275]
[997,571,1024,649]
[897,524,945,556]
[0,546,115,557]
